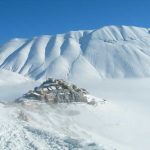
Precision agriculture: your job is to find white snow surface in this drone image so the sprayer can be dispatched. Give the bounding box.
[0,69,150,150]
[1,26,150,82]
[0,69,39,102]
[0,25,150,150]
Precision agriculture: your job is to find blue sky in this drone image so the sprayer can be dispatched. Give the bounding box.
[0,0,150,44]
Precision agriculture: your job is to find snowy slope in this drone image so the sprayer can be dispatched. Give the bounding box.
[0,96,132,150]
[1,26,150,83]
[0,26,150,150]
[0,69,39,102]
[0,70,123,150]
[0,70,150,150]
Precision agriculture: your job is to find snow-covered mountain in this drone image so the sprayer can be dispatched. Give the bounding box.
[1,26,150,150]
[1,25,150,84]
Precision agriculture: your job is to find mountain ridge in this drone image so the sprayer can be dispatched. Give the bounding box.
[1,25,150,84]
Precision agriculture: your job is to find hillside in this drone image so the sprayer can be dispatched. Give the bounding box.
[1,26,150,85]
[0,26,150,150]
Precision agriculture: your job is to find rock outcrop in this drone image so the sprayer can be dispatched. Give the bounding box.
[17,78,89,103]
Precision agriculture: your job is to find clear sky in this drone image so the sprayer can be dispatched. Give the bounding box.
[0,0,150,44]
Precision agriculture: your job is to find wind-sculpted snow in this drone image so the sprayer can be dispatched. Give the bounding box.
[1,26,150,84]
